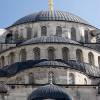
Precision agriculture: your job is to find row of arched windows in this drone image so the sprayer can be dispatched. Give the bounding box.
[6,26,90,44]
[29,27,89,43]
[28,72,88,85]
[76,50,95,66]
[28,72,75,84]
[25,26,77,40]
[0,49,27,67]
[41,26,77,41]
[41,26,63,37]
[6,26,77,43]
[0,48,99,67]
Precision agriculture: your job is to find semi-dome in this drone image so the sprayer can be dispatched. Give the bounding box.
[27,84,72,100]
[0,59,100,77]
[12,11,90,27]
[21,36,80,45]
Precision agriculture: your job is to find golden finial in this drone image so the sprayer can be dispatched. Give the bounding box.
[48,0,54,14]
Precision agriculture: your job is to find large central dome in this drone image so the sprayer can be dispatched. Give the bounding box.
[12,11,90,26]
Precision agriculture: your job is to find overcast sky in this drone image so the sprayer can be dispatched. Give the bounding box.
[0,0,100,28]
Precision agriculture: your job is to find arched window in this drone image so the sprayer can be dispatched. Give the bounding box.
[71,27,76,41]
[88,52,94,65]
[84,30,89,43]
[29,73,34,84]
[33,47,40,60]
[98,56,100,68]
[19,49,27,62]
[0,59,1,68]
[27,27,32,39]
[34,31,37,38]
[69,73,75,84]
[84,78,87,85]
[0,56,5,67]
[48,47,55,60]
[5,31,13,43]
[48,71,55,84]
[8,52,15,65]
[56,26,62,36]
[41,26,47,36]
[62,47,69,61]
[76,49,83,63]
[14,30,19,42]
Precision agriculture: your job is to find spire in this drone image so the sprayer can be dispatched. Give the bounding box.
[48,0,54,14]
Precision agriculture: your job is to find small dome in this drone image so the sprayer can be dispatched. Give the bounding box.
[28,84,72,100]
[12,11,90,27]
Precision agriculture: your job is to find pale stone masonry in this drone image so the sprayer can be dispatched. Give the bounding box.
[0,11,100,100]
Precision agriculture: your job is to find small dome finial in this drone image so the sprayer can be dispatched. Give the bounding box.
[48,0,54,14]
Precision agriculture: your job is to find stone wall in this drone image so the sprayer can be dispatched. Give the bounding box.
[0,43,100,67]
[5,21,96,43]
[6,67,91,85]
[0,85,100,100]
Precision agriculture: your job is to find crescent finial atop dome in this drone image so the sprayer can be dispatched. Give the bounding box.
[48,0,54,15]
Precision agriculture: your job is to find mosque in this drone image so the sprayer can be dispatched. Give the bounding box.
[0,0,100,100]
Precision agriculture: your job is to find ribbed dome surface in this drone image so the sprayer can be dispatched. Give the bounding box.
[0,59,100,77]
[28,84,72,100]
[12,11,90,26]
[21,36,80,45]
[35,60,67,67]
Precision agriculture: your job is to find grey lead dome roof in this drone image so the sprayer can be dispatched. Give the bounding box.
[21,36,80,45]
[28,84,72,100]
[12,11,90,26]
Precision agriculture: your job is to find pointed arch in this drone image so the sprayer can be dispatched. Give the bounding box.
[88,52,94,65]
[27,27,32,39]
[76,49,83,63]
[71,27,76,41]
[5,31,13,43]
[84,78,87,85]
[19,49,27,62]
[29,73,34,84]
[56,26,62,36]
[8,52,15,65]
[62,47,69,61]
[41,26,47,36]
[69,73,75,84]
[33,47,40,60]
[48,47,55,60]
[84,30,89,43]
